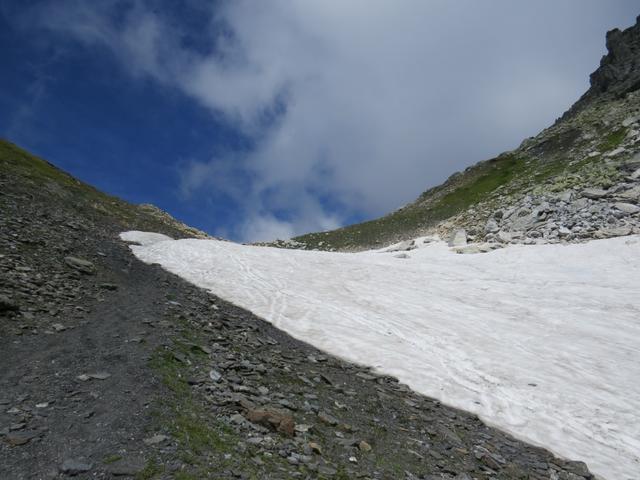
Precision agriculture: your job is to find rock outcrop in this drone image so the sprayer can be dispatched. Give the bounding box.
[570,15,640,114]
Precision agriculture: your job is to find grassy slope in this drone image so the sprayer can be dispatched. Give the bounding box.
[290,104,629,251]
[0,139,193,238]
[293,153,526,249]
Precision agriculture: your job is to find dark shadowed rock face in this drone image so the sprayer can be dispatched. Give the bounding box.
[570,15,640,114]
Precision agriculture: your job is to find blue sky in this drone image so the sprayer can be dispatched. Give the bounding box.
[1,1,638,241]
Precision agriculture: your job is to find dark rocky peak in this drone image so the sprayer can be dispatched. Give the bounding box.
[567,15,640,115]
[590,15,640,97]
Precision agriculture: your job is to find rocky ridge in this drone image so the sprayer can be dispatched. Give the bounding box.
[439,92,640,253]
[284,17,640,253]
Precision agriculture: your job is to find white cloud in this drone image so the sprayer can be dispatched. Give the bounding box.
[25,0,639,241]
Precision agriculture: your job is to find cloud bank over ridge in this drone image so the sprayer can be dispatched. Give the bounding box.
[19,0,639,241]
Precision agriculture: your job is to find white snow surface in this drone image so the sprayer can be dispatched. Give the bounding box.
[120,231,173,246]
[121,231,640,480]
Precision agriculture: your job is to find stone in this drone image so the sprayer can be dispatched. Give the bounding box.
[581,188,608,199]
[617,186,640,201]
[510,209,538,231]
[0,294,19,312]
[99,283,118,290]
[244,408,295,436]
[61,459,92,476]
[358,440,372,452]
[294,424,311,433]
[318,411,339,426]
[4,431,38,446]
[484,217,499,233]
[595,226,632,238]
[448,229,467,247]
[497,231,513,243]
[385,240,415,252]
[209,369,222,382]
[563,460,591,477]
[143,434,169,445]
[605,146,626,157]
[64,256,95,274]
[308,442,322,455]
[614,202,640,214]
[106,457,146,476]
[453,245,482,255]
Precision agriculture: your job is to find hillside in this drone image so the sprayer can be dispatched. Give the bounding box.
[285,16,640,252]
[2,16,638,480]
[0,112,601,478]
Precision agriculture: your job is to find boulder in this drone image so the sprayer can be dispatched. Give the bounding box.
[64,256,95,275]
[581,188,608,199]
[614,202,640,214]
[244,408,295,436]
[0,294,19,312]
[484,218,499,233]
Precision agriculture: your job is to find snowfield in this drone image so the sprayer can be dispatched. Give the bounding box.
[121,231,640,480]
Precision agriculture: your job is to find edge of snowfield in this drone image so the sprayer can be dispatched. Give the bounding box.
[120,231,640,480]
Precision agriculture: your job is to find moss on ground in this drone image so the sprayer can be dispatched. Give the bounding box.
[0,139,195,238]
[598,128,627,152]
[292,153,528,250]
[102,454,123,465]
[145,320,296,479]
[135,460,165,480]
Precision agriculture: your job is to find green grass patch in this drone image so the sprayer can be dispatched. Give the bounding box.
[135,460,165,480]
[293,153,527,250]
[102,454,123,465]
[147,345,239,478]
[598,128,627,152]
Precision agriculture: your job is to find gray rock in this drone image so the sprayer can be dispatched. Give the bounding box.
[617,186,640,201]
[318,411,339,426]
[105,457,146,476]
[453,245,482,255]
[385,240,415,252]
[496,231,513,243]
[605,146,626,157]
[64,256,95,274]
[4,431,39,445]
[559,190,573,202]
[209,369,222,382]
[510,211,537,231]
[0,294,19,312]
[614,202,640,214]
[61,459,92,476]
[484,218,499,233]
[581,188,608,199]
[595,226,632,238]
[143,434,169,446]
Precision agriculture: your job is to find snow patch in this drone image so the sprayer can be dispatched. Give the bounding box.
[119,231,173,246]
[122,231,640,480]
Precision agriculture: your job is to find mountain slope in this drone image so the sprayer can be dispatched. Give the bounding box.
[287,16,640,252]
[1,137,601,477]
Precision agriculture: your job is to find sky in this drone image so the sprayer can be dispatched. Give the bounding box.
[1,1,638,242]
